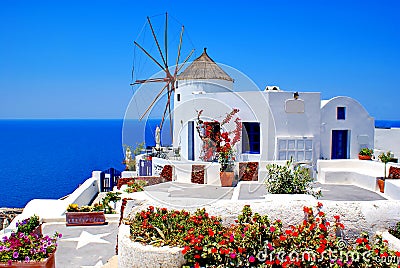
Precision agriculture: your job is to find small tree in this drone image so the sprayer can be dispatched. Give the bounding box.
[265,160,321,198]
[378,151,392,179]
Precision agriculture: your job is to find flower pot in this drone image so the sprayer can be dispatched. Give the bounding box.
[377,177,385,193]
[0,252,55,268]
[358,154,372,160]
[220,171,234,187]
[66,211,106,226]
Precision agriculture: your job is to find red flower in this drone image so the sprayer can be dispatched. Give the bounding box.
[182,246,190,254]
[317,202,323,208]
[208,229,215,237]
[194,254,201,259]
[211,248,217,253]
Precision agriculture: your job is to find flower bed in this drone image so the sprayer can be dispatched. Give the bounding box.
[191,165,205,184]
[125,204,400,267]
[239,162,259,181]
[0,216,61,267]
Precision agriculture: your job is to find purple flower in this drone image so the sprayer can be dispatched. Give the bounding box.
[25,256,30,263]
[13,251,19,259]
[7,260,12,266]
[58,233,63,238]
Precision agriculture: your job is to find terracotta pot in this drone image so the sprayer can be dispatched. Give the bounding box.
[220,172,234,187]
[358,154,372,160]
[66,211,106,226]
[1,252,55,268]
[377,177,385,193]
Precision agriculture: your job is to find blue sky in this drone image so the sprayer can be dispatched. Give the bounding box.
[1,0,399,119]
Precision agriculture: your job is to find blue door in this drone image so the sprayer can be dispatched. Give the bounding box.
[188,121,194,161]
[331,130,349,159]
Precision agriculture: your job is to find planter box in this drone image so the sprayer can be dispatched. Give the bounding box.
[0,252,55,268]
[358,154,372,160]
[66,211,106,226]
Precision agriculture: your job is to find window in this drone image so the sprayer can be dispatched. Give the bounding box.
[242,122,260,154]
[277,138,313,162]
[337,107,346,120]
[177,94,181,102]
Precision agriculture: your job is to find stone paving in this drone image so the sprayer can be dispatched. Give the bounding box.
[43,221,118,268]
[42,182,386,267]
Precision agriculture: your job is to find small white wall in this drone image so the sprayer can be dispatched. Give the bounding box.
[265,91,321,165]
[320,96,374,159]
[1,171,101,235]
[375,128,400,159]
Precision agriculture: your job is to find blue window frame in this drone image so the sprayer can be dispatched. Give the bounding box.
[337,107,346,120]
[242,122,260,154]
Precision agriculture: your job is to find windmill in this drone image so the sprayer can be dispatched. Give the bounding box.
[130,13,195,140]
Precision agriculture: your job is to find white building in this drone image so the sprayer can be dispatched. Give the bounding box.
[172,48,374,166]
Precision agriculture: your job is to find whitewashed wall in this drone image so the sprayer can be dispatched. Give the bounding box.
[320,96,374,160]
[264,91,321,165]
[173,82,323,165]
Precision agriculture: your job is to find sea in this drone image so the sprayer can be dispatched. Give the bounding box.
[0,119,171,208]
[0,119,398,208]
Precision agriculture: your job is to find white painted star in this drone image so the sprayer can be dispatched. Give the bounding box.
[62,231,111,249]
[80,260,104,268]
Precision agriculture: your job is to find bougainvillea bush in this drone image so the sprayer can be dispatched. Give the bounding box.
[196,109,242,171]
[129,204,400,267]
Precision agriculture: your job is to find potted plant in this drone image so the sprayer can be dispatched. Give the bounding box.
[0,215,61,268]
[377,151,392,193]
[66,203,106,226]
[196,109,242,187]
[358,148,373,160]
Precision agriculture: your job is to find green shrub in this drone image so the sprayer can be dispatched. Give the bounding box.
[359,148,374,156]
[389,222,400,239]
[16,215,40,235]
[125,180,147,193]
[264,160,321,198]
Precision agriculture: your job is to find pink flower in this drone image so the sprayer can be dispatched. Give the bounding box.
[270,226,276,232]
[13,251,18,259]
[249,255,256,263]
[230,252,236,259]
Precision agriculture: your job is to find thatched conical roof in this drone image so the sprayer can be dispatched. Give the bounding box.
[177,48,233,81]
